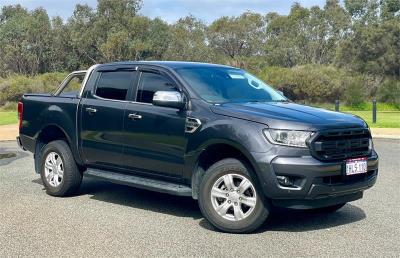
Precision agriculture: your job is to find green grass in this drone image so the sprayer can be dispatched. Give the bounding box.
[310,102,400,111]
[0,111,17,126]
[344,111,400,128]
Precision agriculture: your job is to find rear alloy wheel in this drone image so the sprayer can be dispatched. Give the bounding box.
[44,152,64,187]
[198,158,269,233]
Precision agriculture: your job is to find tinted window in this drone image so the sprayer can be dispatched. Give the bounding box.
[95,71,135,101]
[137,72,177,103]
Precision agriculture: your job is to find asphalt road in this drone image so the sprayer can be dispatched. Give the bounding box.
[0,139,399,257]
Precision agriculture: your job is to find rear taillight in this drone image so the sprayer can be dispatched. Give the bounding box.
[17,101,23,129]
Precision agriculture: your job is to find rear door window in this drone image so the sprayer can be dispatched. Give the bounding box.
[95,71,136,101]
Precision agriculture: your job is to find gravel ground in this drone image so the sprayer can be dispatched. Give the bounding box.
[0,139,399,257]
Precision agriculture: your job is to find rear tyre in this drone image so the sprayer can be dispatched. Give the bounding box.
[40,140,82,197]
[198,158,269,233]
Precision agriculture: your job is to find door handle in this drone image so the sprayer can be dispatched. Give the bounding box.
[128,113,142,120]
[85,107,97,113]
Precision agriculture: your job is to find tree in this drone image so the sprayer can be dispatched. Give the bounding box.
[147,18,170,60]
[94,0,143,61]
[164,16,212,62]
[68,4,99,66]
[0,0,398,107]
[208,12,266,67]
[264,1,350,67]
[0,5,51,75]
[337,0,400,77]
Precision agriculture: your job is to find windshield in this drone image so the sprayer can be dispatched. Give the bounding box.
[175,67,286,103]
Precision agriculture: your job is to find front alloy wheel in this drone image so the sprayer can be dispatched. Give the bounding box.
[211,174,257,221]
[198,158,269,233]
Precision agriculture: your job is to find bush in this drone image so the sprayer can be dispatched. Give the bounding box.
[0,73,67,106]
[0,76,33,105]
[256,65,400,105]
[257,65,351,102]
[0,101,17,111]
[378,79,400,105]
[344,76,365,106]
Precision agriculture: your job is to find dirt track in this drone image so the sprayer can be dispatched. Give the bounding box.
[0,124,17,141]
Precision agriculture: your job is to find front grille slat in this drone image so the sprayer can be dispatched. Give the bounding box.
[309,128,371,161]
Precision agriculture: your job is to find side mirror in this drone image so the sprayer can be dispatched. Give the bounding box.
[277,90,284,97]
[153,91,186,109]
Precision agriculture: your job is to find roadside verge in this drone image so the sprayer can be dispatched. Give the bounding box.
[0,124,18,141]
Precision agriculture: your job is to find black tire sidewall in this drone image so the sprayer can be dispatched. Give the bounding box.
[40,140,81,196]
[198,159,269,233]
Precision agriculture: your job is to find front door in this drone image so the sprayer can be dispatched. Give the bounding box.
[122,69,187,178]
[80,69,137,169]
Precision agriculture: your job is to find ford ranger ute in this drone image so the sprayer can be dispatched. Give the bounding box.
[17,61,378,233]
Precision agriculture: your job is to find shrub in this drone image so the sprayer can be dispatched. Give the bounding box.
[344,76,365,106]
[0,76,33,105]
[257,65,350,102]
[257,65,400,105]
[378,79,400,105]
[0,73,67,105]
[0,101,18,111]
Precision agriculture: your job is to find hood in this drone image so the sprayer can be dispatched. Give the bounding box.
[210,102,367,131]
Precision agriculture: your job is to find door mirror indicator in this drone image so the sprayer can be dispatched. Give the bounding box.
[152,91,185,109]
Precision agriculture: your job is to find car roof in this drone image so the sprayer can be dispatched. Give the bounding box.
[99,61,236,70]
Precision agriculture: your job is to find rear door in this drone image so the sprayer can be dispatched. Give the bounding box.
[80,68,137,169]
[122,68,187,178]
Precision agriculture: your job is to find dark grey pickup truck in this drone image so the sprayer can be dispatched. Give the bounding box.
[17,61,378,233]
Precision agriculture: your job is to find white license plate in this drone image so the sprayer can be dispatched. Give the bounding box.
[346,157,368,175]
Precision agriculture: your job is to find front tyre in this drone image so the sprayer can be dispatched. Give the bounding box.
[198,158,269,233]
[40,140,82,197]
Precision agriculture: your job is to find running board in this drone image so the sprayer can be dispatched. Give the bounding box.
[85,169,192,197]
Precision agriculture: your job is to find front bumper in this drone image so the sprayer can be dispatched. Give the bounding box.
[252,150,378,209]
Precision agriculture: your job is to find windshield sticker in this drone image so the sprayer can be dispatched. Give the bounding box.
[228,73,245,79]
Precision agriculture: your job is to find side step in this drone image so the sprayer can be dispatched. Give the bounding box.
[85,169,192,197]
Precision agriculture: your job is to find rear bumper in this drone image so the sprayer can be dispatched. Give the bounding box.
[17,134,35,152]
[252,150,378,209]
[16,136,26,151]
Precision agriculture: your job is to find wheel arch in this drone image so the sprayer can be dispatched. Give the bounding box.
[34,124,80,174]
[190,140,261,200]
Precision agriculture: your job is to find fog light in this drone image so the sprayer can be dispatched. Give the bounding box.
[277,176,293,187]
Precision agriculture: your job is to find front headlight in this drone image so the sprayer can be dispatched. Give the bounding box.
[263,129,313,148]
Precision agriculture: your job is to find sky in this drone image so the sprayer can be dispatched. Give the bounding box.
[0,0,327,23]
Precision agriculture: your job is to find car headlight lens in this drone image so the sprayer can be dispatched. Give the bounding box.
[263,129,313,148]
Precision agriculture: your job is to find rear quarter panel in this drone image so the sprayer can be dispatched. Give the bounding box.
[20,95,81,162]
